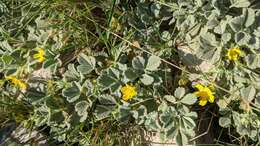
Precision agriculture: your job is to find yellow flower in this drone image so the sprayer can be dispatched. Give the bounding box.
[121,84,137,101]
[193,83,215,106]
[6,76,27,90]
[33,47,45,63]
[227,47,243,61]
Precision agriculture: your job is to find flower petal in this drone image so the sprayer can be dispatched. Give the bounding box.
[194,84,204,91]
[208,95,215,103]
[194,91,200,97]
[199,99,207,106]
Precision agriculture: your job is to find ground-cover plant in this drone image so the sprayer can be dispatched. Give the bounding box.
[0,0,259,146]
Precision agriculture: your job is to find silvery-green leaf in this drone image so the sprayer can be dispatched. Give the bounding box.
[131,105,147,125]
[166,128,177,139]
[161,31,171,41]
[207,18,219,29]
[62,85,81,103]
[249,130,257,140]
[124,68,139,81]
[75,101,88,115]
[211,0,230,15]
[75,101,88,122]
[132,56,145,70]
[164,95,176,103]
[246,54,260,69]
[146,55,161,71]
[229,15,245,32]
[199,31,218,48]
[175,130,188,146]
[151,3,160,18]
[189,23,201,37]
[180,93,197,105]
[214,20,227,34]
[245,8,255,27]
[118,105,131,124]
[255,93,260,106]
[221,33,231,44]
[219,117,231,128]
[97,69,120,91]
[64,64,81,81]
[218,99,228,109]
[182,116,196,129]
[240,86,256,102]
[98,94,116,105]
[185,111,198,119]
[94,105,114,121]
[174,87,185,99]
[158,101,168,112]
[77,54,96,74]
[169,17,175,25]
[253,26,260,37]
[230,0,250,8]
[160,113,174,130]
[247,37,259,49]
[140,74,154,85]
[145,112,161,130]
[235,31,250,45]
[0,41,12,52]
[48,110,64,124]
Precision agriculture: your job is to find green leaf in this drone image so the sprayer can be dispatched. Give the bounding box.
[77,54,96,74]
[219,117,231,128]
[140,74,154,85]
[240,86,256,102]
[132,56,145,70]
[146,55,161,71]
[174,87,185,99]
[2,54,13,64]
[164,95,176,103]
[62,85,81,103]
[180,94,197,105]
[75,100,89,122]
